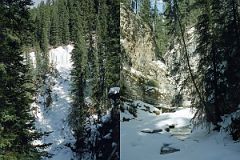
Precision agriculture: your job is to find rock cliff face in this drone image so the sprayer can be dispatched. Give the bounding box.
[164,27,199,107]
[120,5,156,70]
[120,4,174,107]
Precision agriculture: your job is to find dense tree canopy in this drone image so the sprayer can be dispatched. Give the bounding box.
[0,0,42,159]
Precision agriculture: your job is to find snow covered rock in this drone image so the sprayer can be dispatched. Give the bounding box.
[160,144,180,155]
[108,87,120,94]
[108,87,120,105]
[141,129,163,134]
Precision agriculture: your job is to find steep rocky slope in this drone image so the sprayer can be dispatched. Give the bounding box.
[120,3,200,110]
[120,4,174,107]
[164,27,199,108]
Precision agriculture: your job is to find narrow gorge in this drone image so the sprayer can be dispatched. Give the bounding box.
[120,2,240,160]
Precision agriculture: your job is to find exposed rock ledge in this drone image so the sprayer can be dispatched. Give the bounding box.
[120,3,175,106]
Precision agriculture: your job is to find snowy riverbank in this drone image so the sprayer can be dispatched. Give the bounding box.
[121,101,240,160]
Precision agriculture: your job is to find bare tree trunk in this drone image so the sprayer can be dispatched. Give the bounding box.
[174,0,207,110]
[212,43,221,125]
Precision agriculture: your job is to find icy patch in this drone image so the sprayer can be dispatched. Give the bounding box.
[28,45,73,70]
[29,52,36,68]
[49,45,74,70]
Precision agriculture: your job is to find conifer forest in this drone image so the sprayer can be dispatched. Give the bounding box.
[1,0,240,160]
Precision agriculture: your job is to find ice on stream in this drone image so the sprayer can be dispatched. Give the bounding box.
[32,45,77,160]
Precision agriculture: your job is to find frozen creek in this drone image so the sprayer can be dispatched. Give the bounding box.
[31,45,77,160]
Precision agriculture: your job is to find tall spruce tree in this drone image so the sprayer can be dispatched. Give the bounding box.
[50,5,60,47]
[0,0,42,159]
[93,0,108,110]
[192,0,222,125]
[68,0,80,42]
[105,0,120,90]
[69,15,88,153]
[39,1,50,53]
[140,0,151,24]
[58,0,70,44]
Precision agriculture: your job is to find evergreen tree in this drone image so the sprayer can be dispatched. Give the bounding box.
[93,0,108,109]
[69,16,88,153]
[140,0,151,24]
[155,14,168,56]
[68,0,120,157]
[50,5,60,46]
[193,0,222,125]
[152,0,158,32]
[0,0,42,159]
[39,1,50,53]
[68,0,79,42]
[58,0,70,44]
[105,0,120,90]
[222,0,240,114]
[191,0,240,127]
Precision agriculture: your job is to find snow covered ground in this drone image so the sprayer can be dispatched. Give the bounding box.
[32,45,77,160]
[121,101,240,160]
